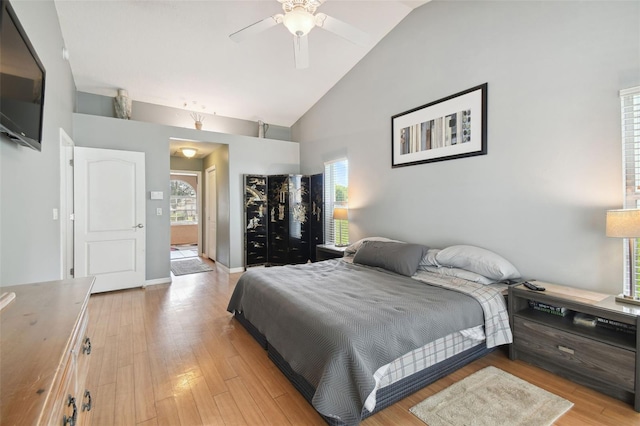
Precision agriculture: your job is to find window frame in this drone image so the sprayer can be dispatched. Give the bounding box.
[620,86,640,296]
[324,158,349,246]
[170,179,198,226]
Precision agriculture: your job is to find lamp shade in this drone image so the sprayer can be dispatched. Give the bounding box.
[333,207,348,221]
[606,209,640,237]
[181,147,197,158]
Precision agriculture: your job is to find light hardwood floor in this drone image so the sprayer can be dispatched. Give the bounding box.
[84,259,640,425]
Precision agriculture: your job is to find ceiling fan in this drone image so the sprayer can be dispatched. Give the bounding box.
[229,0,370,69]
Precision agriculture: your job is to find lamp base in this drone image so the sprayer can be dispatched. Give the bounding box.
[614,294,640,306]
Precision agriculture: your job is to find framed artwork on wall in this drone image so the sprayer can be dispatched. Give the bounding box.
[391,83,487,168]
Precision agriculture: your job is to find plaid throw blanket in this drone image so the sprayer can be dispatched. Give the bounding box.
[412,270,513,347]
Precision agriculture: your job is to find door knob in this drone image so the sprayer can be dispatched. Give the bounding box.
[133,223,144,228]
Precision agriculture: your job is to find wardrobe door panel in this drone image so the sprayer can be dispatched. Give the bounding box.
[267,175,289,265]
[244,175,268,267]
[309,173,324,262]
[288,175,310,264]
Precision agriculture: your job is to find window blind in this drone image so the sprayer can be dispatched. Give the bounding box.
[324,159,349,245]
[621,86,640,295]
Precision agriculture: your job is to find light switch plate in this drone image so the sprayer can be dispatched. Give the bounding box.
[156,208,162,216]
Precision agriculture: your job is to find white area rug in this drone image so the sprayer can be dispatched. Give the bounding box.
[410,366,573,426]
[170,258,213,276]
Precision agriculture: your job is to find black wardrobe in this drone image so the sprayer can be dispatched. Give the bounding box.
[244,174,323,268]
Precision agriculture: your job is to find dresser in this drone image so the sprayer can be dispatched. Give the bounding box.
[0,277,95,425]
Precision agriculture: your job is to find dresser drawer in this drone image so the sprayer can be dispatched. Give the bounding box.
[43,352,76,426]
[514,316,635,392]
[73,310,93,425]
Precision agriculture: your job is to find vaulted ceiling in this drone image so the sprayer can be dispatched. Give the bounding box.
[54,0,428,127]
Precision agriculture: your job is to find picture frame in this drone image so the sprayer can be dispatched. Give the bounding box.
[391,83,487,168]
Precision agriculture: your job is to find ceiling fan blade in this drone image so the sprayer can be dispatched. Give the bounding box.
[315,13,370,47]
[293,35,309,69]
[229,15,281,43]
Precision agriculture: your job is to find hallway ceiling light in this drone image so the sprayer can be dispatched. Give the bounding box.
[181,147,197,158]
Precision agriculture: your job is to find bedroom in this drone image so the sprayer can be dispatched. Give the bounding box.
[1,0,639,425]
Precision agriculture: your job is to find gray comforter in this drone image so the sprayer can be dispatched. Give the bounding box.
[227,259,484,425]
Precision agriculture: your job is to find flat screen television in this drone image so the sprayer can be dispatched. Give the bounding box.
[0,0,46,151]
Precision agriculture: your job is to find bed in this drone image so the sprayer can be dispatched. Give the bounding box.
[227,238,517,425]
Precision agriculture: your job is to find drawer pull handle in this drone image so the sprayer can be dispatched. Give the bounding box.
[63,394,77,426]
[558,345,575,355]
[82,389,92,412]
[82,337,91,355]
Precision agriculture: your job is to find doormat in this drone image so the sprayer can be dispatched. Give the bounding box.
[409,366,573,426]
[171,258,214,276]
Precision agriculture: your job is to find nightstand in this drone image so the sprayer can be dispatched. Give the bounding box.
[315,244,347,261]
[508,281,640,411]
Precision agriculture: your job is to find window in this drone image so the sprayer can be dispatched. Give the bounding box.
[324,159,349,245]
[170,179,198,224]
[621,86,640,296]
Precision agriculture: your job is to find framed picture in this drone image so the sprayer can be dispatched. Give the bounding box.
[391,83,487,168]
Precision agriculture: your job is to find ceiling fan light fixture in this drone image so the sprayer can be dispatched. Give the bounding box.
[181,147,197,158]
[282,7,316,37]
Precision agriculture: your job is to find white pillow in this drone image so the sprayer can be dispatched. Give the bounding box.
[344,236,405,256]
[419,248,441,267]
[420,265,496,285]
[435,245,520,281]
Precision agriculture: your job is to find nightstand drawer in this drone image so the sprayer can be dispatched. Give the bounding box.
[514,316,635,392]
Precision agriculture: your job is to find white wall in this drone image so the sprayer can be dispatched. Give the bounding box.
[293,1,640,294]
[1,0,76,286]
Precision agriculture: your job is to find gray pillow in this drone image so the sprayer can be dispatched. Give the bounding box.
[353,240,429,276]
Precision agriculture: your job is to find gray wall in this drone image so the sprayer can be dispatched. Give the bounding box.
[170,156,205,172]
[73,115,172,282]
[1,0,77,286]
[293,1,640,294]
[73,113,299,277]
[204,146,231,267]
[77,92,292,142]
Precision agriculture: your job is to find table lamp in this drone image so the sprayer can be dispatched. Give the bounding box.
[333,207,348,247]
[606,209,640,305]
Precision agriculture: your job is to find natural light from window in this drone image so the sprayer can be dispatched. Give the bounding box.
[621,86,640,296]
[324,159,349,246]
[170,179,198,225]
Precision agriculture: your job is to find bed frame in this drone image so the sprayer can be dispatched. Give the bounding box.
[233,311,495,425]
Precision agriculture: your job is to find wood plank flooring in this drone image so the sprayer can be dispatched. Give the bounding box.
[85,259,640,425]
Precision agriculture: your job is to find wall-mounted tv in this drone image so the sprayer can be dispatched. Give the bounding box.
[0,0,46,151]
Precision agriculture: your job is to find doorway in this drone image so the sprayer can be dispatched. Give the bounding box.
[170,171,202,260]
[205,165,217,262]
[74,147,146,293]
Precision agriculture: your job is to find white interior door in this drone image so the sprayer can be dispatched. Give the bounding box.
[206,166,217,261]
[74,147,146,293]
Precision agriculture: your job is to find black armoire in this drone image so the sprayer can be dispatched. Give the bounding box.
[244,174,323,267]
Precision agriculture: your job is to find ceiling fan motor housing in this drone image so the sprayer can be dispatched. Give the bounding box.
[279,0,322,14]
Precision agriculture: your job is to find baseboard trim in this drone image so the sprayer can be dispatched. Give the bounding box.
[144,277,171,287]
[215,263,244,274]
